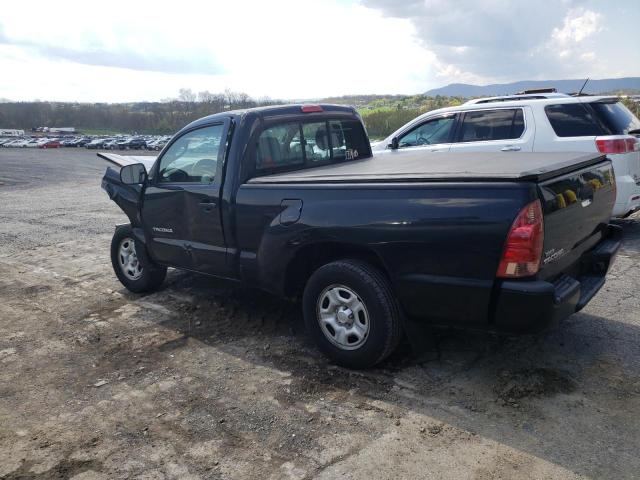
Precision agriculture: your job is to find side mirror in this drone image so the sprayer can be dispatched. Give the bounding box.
[389,137,399,150]
[120,163,148,185]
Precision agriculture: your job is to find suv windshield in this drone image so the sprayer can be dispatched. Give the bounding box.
[590,101,640,135]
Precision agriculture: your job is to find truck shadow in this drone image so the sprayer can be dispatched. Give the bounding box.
[143,268,640,479]
[612,216,640,255]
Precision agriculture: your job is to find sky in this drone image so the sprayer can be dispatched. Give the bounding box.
[0,0,638,102]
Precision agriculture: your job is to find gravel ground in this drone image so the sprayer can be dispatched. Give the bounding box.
[1,148,639,480]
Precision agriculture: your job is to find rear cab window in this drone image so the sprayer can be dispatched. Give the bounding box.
[457,108,524,142]
[255,118,369,174]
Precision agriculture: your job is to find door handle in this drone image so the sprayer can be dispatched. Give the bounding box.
[199,200,217,212]
[501,145,521,152]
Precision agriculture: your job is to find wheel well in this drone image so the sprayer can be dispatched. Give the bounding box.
[283,242,390,298]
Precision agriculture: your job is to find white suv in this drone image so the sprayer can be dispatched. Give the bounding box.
[371,93,640,217]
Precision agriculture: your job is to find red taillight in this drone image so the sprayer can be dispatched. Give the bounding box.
[595,136,638,154]
[301,104,323,113]
[497,199,544,278]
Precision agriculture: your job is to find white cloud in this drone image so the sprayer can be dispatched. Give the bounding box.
[0,0,637,101]
[0,0,440,101]
[552,8,602,44]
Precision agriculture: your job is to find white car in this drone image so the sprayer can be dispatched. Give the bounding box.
[372,92,640,217]
[25,138,49,148]
[11,138,34,148]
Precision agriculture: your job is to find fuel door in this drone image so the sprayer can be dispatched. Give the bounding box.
[280,199,303,226]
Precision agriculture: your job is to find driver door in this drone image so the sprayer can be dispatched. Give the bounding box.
[141,120,232,277]
[396,114,457,153]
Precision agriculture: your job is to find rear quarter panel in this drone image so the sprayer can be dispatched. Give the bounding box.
[234,182,535,326]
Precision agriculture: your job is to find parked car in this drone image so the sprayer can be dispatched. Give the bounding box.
[40,140,62,149]
[2,139,23,147]
[146,139,168,151]
[102,139,119,150]
[117,138,147,150]
[86,139,107,149]
[372,92,640,217]
[61,138,78,147]
[70,137,92,147]
[24,139,44,148]
[99,104,620,368]
[15,138,35,148]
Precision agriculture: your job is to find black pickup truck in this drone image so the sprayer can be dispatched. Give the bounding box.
[100,104,621,368]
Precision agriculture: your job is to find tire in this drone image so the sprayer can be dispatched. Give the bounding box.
[303,259,402,369]
[110,225,166,293]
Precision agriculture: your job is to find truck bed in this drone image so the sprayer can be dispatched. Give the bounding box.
[249,151,607,184]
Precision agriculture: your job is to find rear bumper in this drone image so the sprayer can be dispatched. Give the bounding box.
[493,224,622,332]
[612,174,640,217]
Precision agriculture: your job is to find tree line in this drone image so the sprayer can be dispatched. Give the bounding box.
[0,89,281,135]
[1,89,636,139]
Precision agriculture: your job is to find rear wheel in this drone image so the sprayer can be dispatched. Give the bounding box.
[110,225,166,293]
[303,260,402,369]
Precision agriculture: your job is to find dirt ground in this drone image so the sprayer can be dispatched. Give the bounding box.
[1,148,639,480]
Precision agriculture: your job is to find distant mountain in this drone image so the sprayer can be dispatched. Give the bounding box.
[424,77,640,97]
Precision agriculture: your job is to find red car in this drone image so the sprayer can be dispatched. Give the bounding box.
[40,140,62,149]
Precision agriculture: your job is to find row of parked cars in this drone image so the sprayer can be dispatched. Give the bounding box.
[0,135,172,151]
[0,137,66,149]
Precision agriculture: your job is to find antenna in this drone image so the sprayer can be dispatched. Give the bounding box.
[577,78,590,96]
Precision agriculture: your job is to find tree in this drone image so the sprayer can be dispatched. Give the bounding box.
[178,88,196,103]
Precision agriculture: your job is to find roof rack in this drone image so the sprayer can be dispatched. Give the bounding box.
[465,92,570,105]
[515,88,557,95]
[473,95,549,104]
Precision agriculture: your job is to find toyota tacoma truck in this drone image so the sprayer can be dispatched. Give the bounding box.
[100,104,621,368]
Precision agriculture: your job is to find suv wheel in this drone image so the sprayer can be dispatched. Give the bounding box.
[303,260,402,369]
[110,225,166,293]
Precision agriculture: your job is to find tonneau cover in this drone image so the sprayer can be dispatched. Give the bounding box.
[249,151,607,184]
[97,152,156,172]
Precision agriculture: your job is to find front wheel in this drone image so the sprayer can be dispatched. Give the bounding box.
[303,260,402,369]
[110,225,166,293]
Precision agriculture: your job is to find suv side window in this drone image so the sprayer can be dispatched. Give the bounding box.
[157,124,224,183]
[545,104,603,137]
[398,116,455,148]
[458,109,524,142]
[256,118,369,172]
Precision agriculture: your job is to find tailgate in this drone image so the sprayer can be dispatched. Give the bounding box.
[537,159,616,280]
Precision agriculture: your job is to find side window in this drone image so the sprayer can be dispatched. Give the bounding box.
[157,125,223,183]
[398,116,455,148]
[256,118,370,172]
[256,123,304,170]
[545,104,603,137]
[458,109,524,142]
